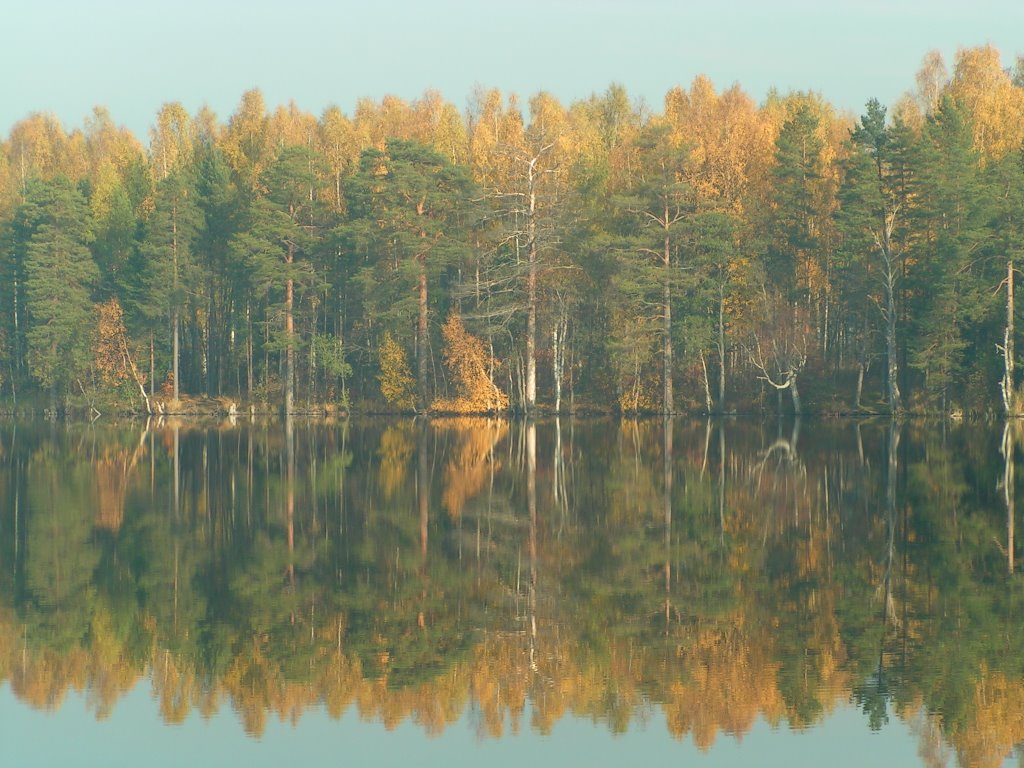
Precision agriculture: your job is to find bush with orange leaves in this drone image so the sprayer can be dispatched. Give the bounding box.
[432,313,509,413]
[94,299,134,388]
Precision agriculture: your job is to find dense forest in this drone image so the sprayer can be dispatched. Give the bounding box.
[2,45,1024,416]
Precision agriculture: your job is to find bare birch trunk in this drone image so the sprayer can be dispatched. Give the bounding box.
[526,222,537,413]
[285,244,295,415]
[1003,259,1016,415]
[663,229,673,415]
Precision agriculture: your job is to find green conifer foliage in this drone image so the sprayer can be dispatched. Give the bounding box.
[20,177,99,399]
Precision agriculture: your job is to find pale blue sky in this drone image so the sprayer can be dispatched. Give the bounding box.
[2,0,1022,139]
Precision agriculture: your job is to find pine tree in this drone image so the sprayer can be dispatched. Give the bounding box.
[139,167,203,402]
[838,99,911,414]
[766,102,827,299]
[192,142,242,398]
[20,176,99,405]
[907,97,991,410]
[613,123,693,414]
[232,145,324,413]
[345,139,476,411]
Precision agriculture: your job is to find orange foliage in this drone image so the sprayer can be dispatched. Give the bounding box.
[432,314,509,413]
[436,418,508,518]
[94,298,132,389]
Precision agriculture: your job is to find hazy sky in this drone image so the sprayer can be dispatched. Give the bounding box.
[3,0,1022,139]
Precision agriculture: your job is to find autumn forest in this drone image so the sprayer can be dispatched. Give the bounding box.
[3,45,1024,416]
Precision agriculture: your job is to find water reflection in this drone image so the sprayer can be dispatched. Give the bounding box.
[0,418,1022,765]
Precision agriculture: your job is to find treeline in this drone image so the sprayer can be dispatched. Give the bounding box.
[2,45,1024,415]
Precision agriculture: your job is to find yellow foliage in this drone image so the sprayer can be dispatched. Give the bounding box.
[94,298,132,389]
[432,314,509,413]
[318,106,360,212]
[378,332,417,410]
[89,160,123,222]
[947,44,1024,161]
[8,112,87,181]
[352,90,467,159]
[468,88,525,190]
[83,106,146,181]
[664,76,776,213]
[416,90,469,165]
[150,101,195,180]
[221,89,273,189]
[949,670,1024,768]
[268,101,318,149]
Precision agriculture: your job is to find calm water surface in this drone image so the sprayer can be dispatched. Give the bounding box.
[1,417,1022,767]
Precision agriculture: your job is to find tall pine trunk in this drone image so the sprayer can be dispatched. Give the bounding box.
[285,243,295,415]
[417,264,429,412]
[173,309,179,402]
[172,202,180,403]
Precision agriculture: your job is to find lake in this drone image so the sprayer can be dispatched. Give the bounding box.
[1,417,1022,767]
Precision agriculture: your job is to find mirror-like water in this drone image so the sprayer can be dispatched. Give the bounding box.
[1,418,1022,767]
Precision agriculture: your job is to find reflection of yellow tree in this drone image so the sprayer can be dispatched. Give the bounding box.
[437,418,508,518]
[950,672,1024,768]
[85,608,139,719]
[660,622,787,749]
[221,641,320,736]
[464,634,531,737]
[606,421,661,524]
[378,423,415,500]
[152,649,199,725]
[317,642,362,720]
[11,646,89,712]
[94,444,141,531]
[1,605,141,720]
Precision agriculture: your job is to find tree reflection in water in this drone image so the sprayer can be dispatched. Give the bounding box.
[0,417,1022,765]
